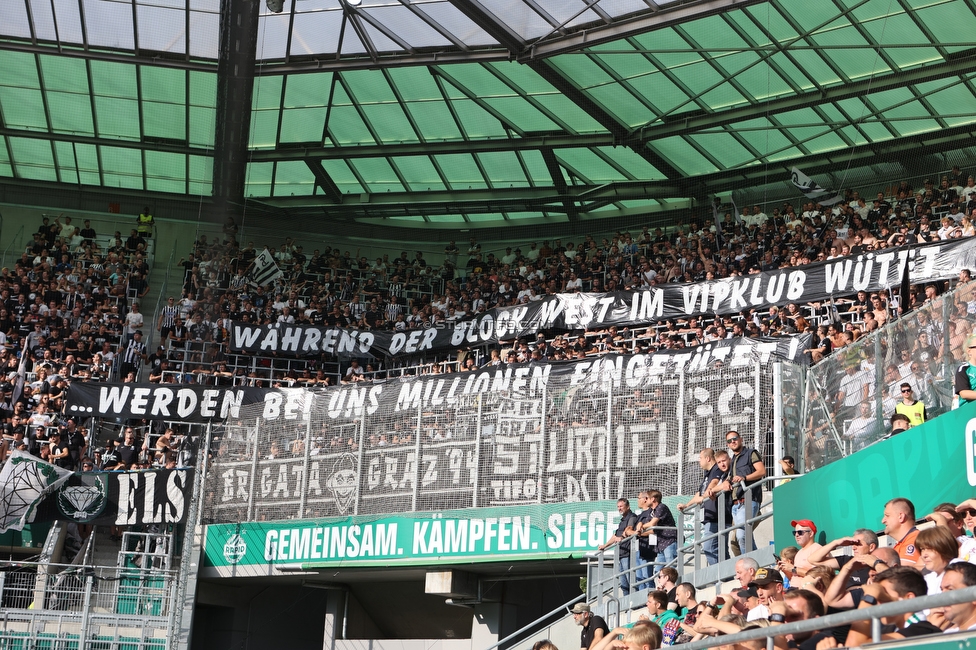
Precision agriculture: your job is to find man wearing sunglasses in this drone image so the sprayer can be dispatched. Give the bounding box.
[725,430,765,555]
[894,383,926,426]
[785,519,823,578]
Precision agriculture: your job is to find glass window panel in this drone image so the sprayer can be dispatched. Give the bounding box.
[388,67,441,102]
[679,15,749,50]
[779,50,840,88]
[48,0,85,42]
[539,95,605,133]
[415,3,491,47]
[99,145,143,189]
[633,28,702,69]
[349,158,404,193]
[189,106,215,146]
[9,137,57,181]
[863,87,914,112]
[54,141,78,184]
[142,67,185,104]
[744,4,799,40]
[518,150,552,186]
[768,53,819,91]
[701,84,747,112]
[27,0,58,41]
[342,69,398,105]
[47,92,95,135]
[368,5,448,47]
[326,106,376,145]
[427,214,466,223]
[813,26,890,81]
[188,154,212,194]
[878,100,941,136]
[483,97,558,132]
[248,109,279,148]
[283,74,332,108]
[279,107,327,143]
[785,0,847,34]
[489,62,555,95]
[725,11,774,47]
[39,55,88,94]
[272,160,315,197]
[450,99,507,139]
[386,215,426,223]
[82,0,135,50]
[359,21,407,53]
[727,61,792,102]
[404,102,463,141]
[688,132,756,169]
[588,85,654,129]
[189,72,217,108]
[321,159,363,194]
[0,1,32,39]
[189,10,220,59]
[245,161,274,197]
[923,86,976,128]
[437,64,522,98]
[290,10,342,57]
[72,143,100,185]
[252,76,283,109]
[549,56,615,90]
[0,51,40,89]
[476,151,530,188]
[136,5,186,53]
[0,88,47,130]
[92,97,138,139]
[255,13,291,60]
[556,148,625,182]
[632,72,690,119]
[90,61,138,99]
[391,156,446,191]
[648,137,718,175]
[781,125,847,153]
[466,213,504,223]
[145,150,186,193]
[361,104,417,143]
[432,154,486,189]
[143,102,186,140]
[915,3,976,54]
[593,147,664,180]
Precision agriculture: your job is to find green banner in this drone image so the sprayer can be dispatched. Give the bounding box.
[773,401,976,550]
[204,496,687,572]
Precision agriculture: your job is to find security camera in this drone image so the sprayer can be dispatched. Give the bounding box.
[266,0,284,12]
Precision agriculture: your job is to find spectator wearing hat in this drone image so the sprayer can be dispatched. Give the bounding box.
[787,519,823,577]
[746,567,784,621]
[571,603,609,650]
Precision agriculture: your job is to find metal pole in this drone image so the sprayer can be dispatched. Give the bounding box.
[79,575,93,644]
[247,417,260,521]
[298,406,313,518]
[753,361,761,449]
[677,368,685,494]
[354,396,367,516]
[538,381,546,504]
[413,403,422,512]
[773,362,783,478]
[472,395,483,508]
[605,386,612,499]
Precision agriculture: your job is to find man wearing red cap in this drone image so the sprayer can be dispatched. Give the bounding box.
[790,519,823,577]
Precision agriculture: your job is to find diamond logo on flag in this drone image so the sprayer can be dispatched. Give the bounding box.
[0,451,74,533]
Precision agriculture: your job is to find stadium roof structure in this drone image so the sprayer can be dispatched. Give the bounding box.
[1,0,976,237]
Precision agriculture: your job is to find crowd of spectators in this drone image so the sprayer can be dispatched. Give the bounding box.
[595,483,976,649]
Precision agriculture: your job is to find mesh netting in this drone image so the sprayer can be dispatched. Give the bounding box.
[802,282,973,468]
[202,352,781,524]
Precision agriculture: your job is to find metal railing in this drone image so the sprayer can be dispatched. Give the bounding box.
[673,585,976,650]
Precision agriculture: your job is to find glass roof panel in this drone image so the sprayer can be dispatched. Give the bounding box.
[0,82,47,131]
[100,145,143,189]
[913,2,976,54]
[475,151,532,188]
[188,154,213,195]
[518,150,553,186]
[556,148,630,182]
[649,137,719,176]
[349,157,405,193]
[272,160,316,196]
[833,97,892,141]
[781,49,841,88]
[593,147,663,180]
[245,161,274,197]
[919,83,976,128]
[53,141,78,184]
[136,4,186,54]
[877,100,941,137]
[82,0,135,50]
[767,52,819,91]
[404,102,463,142]
[256,12,293,60]
[326,106,376,145]
[861,14,940,69]
[280,107,328,143]
[51,0,85,43]
[413,3,493,47]
[587,84,654,129]
[361,104,419,143]
[322,160,366,194]
[71,142,101,185]
[724,117,798,159]
[391,156,447,192]
[189,7,220,58]
[678,15,750,50]
[358,22,405,54]
[548,56,616,90]
[688,133,756,169]
[145,150,187,193]
[0,2,32,39]
[483,97,560,132]
[8,137,56,181]
[449,98,508,139]
[811,24,891,82]
[387,67,440,102]
[290,10,343,57]
[362,6,454,49]
[433,154,487,189]
[343,69,397,104]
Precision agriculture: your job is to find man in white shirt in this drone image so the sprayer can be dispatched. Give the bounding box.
[746,567,784,621]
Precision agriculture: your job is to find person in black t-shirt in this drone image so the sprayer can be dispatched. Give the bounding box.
[678,448,725,566]
[599,498,639,596]
[116,428,141,468]
[845,566,943,645]
[571,603,609,650]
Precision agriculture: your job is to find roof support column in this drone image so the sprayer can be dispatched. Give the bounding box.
[213,0,261,224]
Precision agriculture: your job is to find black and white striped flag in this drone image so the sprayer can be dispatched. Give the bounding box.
[790,167,844,206]
[247,248,283,287]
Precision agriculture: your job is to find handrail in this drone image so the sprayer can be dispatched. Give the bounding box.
[672,584,976,650]
[482,592,585,650]
[0,223,24,270]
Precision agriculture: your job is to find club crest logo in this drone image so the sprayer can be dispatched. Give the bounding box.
[223,534,247,564]
[57,474,109,521]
